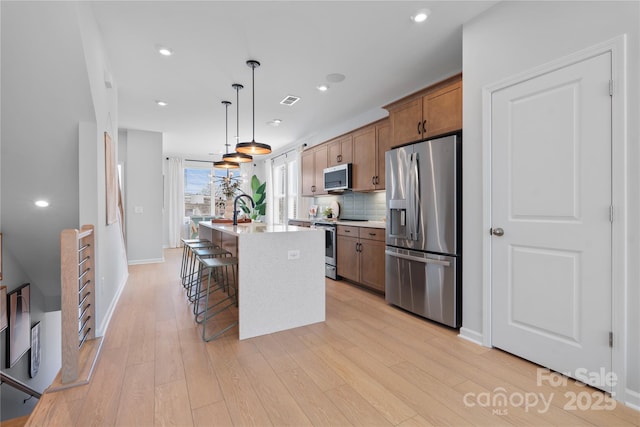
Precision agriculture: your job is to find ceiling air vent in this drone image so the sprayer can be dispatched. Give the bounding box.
[280,95,301,106]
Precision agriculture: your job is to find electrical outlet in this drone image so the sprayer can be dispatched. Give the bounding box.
[288,250,300,260]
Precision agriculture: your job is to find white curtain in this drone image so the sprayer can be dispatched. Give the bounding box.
[167,157,184,247]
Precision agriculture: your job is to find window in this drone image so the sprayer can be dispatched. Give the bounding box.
[184,166,212,216]
[271,150,299,225]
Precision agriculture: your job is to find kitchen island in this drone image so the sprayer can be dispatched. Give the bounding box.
[198,221,325,340]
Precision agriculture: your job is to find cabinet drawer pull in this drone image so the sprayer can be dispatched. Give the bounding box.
[345,229,351,233]
[368,233,377,236]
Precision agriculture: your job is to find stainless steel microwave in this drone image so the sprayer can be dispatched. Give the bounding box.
[323,163,352,191]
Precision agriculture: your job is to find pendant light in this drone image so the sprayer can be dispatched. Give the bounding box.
[236,60,272,155]
[214,100,240,170]
[223,84,253,163]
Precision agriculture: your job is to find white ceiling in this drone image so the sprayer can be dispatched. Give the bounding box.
[90,1,497,160]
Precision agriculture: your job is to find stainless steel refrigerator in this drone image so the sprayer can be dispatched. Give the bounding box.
[385,134,461,328]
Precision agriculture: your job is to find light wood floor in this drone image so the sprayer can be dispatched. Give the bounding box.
[27,248,639,426]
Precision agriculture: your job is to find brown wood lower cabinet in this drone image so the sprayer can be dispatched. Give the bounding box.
[336,225,385,293]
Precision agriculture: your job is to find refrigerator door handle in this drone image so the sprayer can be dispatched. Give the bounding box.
[406,153,414,240]
[411,152,421,241]
[385,250,451,267]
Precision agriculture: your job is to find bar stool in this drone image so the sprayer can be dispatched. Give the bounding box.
[187,246,231,303]
[180,238,209,282]
[195,256,239,341]
[181,240,219,288]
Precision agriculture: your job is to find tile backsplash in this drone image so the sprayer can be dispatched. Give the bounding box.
[312,191,386,221]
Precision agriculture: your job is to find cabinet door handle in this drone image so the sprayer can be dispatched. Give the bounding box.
[422,120,427,134]
[311,185,315,192]
[337,154,342,163]
[371,176,375,185]
[356,243,362,252]
[417,121,422,134]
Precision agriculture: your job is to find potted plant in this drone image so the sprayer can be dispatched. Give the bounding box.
[323,207,333,218]
[240,175,266,221]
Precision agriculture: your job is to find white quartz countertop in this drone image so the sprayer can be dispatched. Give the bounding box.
[336,220,386,229]
[289,218,386,229]
[200,221,318,236]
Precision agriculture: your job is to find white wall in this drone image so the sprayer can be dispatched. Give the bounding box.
[1,1,92,309]
[76,3,129,335]
[462,0,639,405]
[123,129,164,263]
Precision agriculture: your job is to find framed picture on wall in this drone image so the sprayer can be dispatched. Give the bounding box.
[0,285,7,333]
[0,232,3,280]
[30,322,41,378]
[105,132,118,225]
[7,283,31,368]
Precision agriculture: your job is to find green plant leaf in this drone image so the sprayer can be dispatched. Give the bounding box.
[254,192,266,205]
[256,182,266,195]
[256,204,266,215]
[251,175,261,193]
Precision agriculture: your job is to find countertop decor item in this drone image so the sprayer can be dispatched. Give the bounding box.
[323,207,333,218]
[330,201,340,219]
[236,60,272,155]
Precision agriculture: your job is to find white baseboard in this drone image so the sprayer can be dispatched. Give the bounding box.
[624,388,640,410]
[458,327,485,346]
[128,257,165,265]
[97,270,128,337]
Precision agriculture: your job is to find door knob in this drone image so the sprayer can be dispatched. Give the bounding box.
[491,227,504,236]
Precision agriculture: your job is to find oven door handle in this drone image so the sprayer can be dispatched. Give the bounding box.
[385,250,451,267]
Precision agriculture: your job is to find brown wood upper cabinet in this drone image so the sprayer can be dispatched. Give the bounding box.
[385,74,462,148]
[327,134,353,167]
[301,144,328,196]
[352,119,390,191]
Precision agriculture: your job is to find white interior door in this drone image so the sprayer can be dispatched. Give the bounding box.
[490,52,612,390]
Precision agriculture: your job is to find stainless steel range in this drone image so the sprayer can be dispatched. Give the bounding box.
[311,220,337,279]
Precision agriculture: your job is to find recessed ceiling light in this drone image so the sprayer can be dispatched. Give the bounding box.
[326,73,346,83]
[267,119,282,126]
[157,46,173,56]
[155,100,168,107]
[316,84,329,92]
[35,200,49,208]
[411,9,430,23]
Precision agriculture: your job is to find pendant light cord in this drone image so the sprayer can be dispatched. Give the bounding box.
[224,100,230,154]
[251,64,255,141]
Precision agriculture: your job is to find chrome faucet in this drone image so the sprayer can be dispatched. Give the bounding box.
[233,194,255,225]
